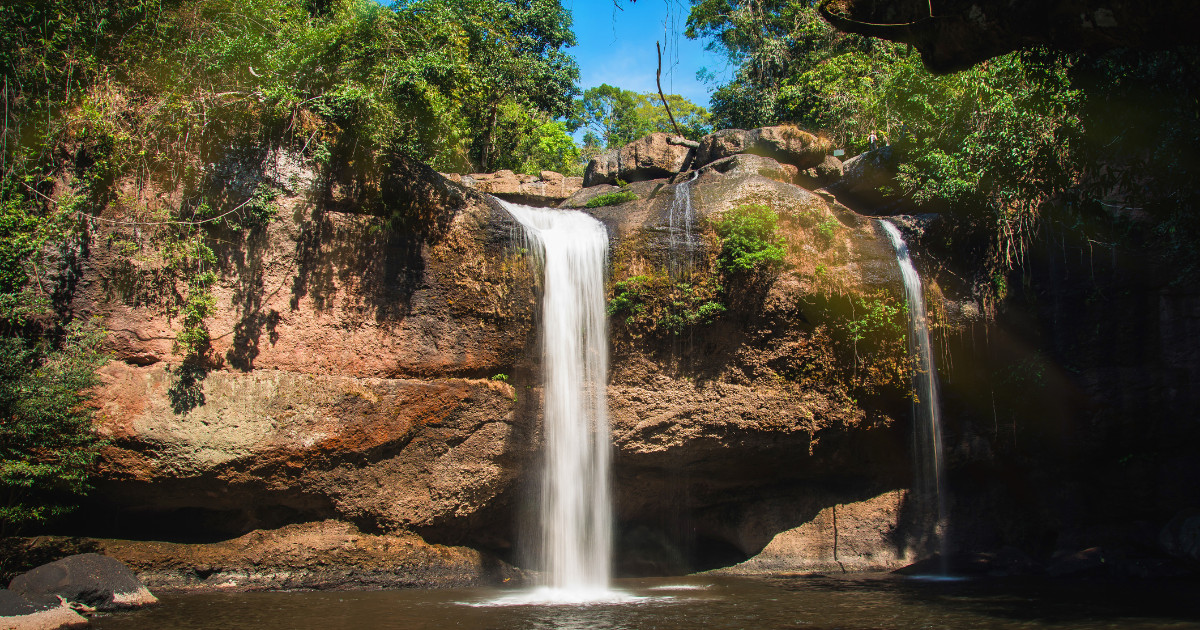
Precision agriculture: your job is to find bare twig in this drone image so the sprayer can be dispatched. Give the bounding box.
[656,41,683,138]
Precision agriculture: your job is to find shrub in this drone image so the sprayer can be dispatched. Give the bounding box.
[0,321,107,536]
[607,274,724,336]
[711,204,786,275]
[585,191,638,208]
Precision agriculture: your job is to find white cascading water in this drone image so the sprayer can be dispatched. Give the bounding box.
[498,199,615,599]
[879,220,949,570]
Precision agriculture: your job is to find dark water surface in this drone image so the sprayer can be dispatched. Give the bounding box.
[90,574,1200,629]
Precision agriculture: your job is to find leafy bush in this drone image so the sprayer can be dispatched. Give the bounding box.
[585,191,638,208]
[0,321,107,536]
[711,204,787,275]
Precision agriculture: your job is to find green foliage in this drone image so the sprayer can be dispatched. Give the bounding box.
[711,204,787,275]
[839,294,909,394]
[490,373,509,382]
[518,121,582,175]
[687,0,1087,294]
[0,321,107,536]
[845,296,906,345]
[607,274,725,337]
[585,191,638,208]
[571,84,712,149]
[815,217,838,244]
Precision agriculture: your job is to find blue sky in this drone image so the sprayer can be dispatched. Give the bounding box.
[563,0,732,109]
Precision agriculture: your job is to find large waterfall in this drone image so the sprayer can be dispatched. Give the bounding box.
[879,220,949,569]
[499,199,614,599]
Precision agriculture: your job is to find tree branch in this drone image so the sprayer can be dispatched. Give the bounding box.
[656,41,684,138]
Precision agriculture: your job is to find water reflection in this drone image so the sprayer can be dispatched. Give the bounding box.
[89,574,1200,630]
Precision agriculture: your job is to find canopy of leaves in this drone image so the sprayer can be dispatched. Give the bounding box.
[572,83,712,149]
[685,0,1091,288]
[0,0,583,532]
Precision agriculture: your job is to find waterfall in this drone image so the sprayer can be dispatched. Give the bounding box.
[499,199,614,597]
[879,220,949,570]
[668,171,699,278]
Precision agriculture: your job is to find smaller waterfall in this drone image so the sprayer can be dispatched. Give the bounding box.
[667,171,699,278]
[498,199,615,601]
[879,220,948,570]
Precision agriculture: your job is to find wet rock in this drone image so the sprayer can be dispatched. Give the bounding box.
[84,521,525,591]
[8,553,157,612]
[1047,547,1108,577]
[896,547,1042,576]
[584,133,695,186]
[1160,509,1200,562]
[0,590,88,630]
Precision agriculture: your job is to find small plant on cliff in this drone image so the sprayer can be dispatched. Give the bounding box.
[608,273,725,337]
[585,191,638,208]
[841,295,909,395]
[711,204,787,276]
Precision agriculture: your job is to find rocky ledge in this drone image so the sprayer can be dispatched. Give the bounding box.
[441,170,582,206]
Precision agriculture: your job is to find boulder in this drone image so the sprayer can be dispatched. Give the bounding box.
[695,129,753,166]
[752,125,829,170]
[1046,547,1108,577]
[8,553,157,612]
[91,520,526,591]
[797,154,845,189]
[695,125,829,171]
[443,170,581,206]
[583,133,694,187]
[1160,509,1200,562]
[832,146,901,208]
[698,153,798,185]
[0,590,88,630]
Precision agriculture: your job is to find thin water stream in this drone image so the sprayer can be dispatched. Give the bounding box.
[880,220,949,568]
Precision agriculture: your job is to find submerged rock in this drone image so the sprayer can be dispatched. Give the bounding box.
[8,553,156,612]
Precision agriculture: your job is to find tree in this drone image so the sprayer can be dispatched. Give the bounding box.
[632,93,712,140]
[573,84,712,149]
[573,84,646,149]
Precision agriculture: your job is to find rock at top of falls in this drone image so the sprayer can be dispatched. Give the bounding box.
[497,199,614,595]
